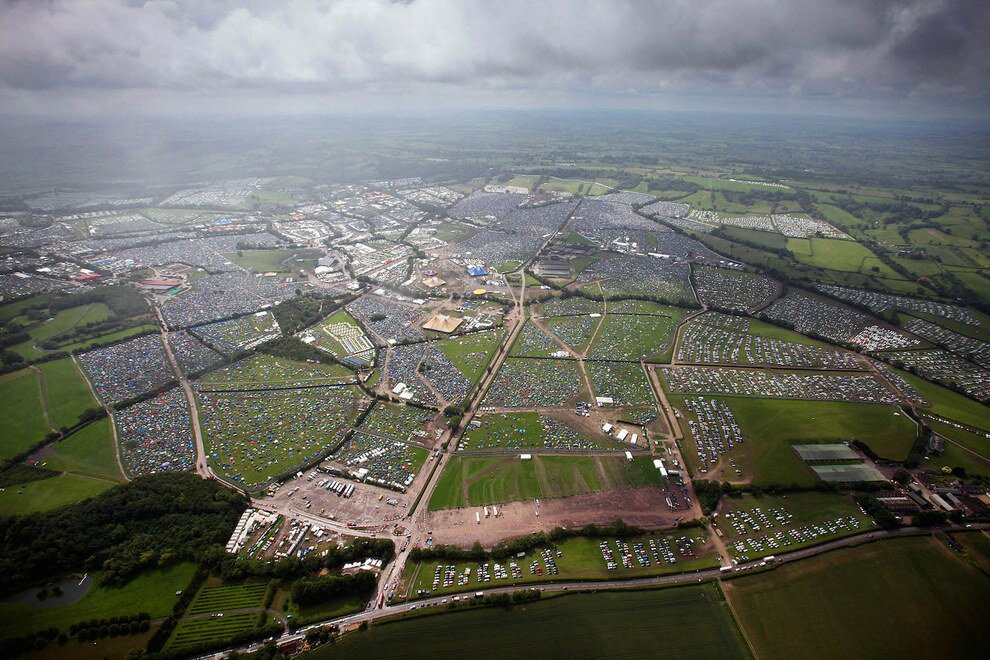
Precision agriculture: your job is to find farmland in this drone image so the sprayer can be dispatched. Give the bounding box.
[185,581,270,615]
[41,418,124,482]
[0,472,114,515]
[36,358,98,430]
[428,454,659,510]
[0,368,49,459]
[165,612,261,653]
[323,584,749,660]
[725,536,990,660]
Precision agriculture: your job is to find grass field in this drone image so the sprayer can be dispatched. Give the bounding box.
[0,472,114,515]
[323,584,749,660]
[42,418,123,482]
[36,358,97,430]
[716,492,873,559]
[787,237,902,279]
[895,368,990,431]
[429,454,658,510]
[9,303,112,360]
[724,536,990,660]
[225,249,293,273]
[54,324,158,353]
[678,397,917,486]
[0,368,48,459]
[589,309,686,361]
[0,563,197,637]
[402,531,716,599]
[436,329,503,383]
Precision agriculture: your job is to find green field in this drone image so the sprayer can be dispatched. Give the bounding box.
[54,324,158,353]
[0,368,48,459]
[725,536,990,660]
[36,358,98,430]
[429,454,659,510]
[42,418,123,482]
[677,397,917,486]
[165,612,260,652]
[896,368,990,431]
[8,303,112,360]
[0,472,114,516]
[787,237,902,279]
[186,580,269,615]
[402,531,716,599]
[436,329,503,382]
[716,492,873,559]
[225,249,293,273]
[589,309,686,361]
[323,584,749,660]
[457,412,619,452]
[0,563,197,637]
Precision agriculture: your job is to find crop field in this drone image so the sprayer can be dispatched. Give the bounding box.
[185,581,269,615]
[42,418,124,481]
[677,396,916,485]
[0,368,48,459]
[326,584,749,660]
[716,492,872,560]
[402,531,715,598]
[589,311,684,361]
[0,562,197,637]
[165,612,260,652]
[724,536,990,660]
[36,358,98,430]
[585,361,655,406]
[457,412,620,452]
[428,454,659,510]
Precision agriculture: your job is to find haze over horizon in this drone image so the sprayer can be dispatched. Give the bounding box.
[0,0,988,120]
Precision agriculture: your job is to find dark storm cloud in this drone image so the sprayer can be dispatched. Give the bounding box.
[0,0,986,114]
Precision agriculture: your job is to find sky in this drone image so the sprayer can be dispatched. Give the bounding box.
[0,0,988,119]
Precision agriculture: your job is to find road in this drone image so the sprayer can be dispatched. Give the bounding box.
[154,306,213,480]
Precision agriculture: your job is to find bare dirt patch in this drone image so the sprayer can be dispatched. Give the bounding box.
[424,486,682,547]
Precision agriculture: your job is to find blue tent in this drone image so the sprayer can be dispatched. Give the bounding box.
[467,265,488,277]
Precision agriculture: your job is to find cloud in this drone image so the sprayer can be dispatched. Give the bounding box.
[0,0,986,115]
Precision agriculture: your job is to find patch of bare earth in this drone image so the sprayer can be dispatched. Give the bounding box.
[425,486,682,547]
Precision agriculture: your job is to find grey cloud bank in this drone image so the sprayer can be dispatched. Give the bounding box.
[0,0,987,117]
